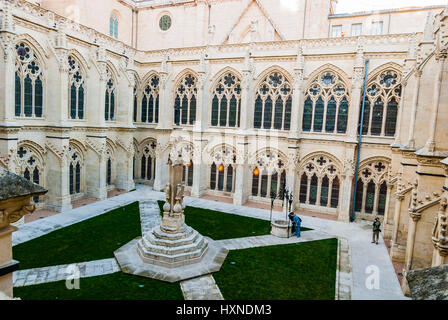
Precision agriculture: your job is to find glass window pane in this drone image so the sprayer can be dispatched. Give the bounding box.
[309,174,318,205]
[34,77,43,117]
[302,97,313,131]
[229,96,237,127]
[155,96,159,123]
[252,171,259,196]
[263,97,273,129]
[76,163,81,193]
[174,95,180,125]
[210,163,216,190]
[181,96,188,124]
[355,179,363,212]
[284,97,292,131]
[148,96,154,123]
[313,97,324,132]
[24,76,32,117]
[320,176,329,206]
[378,182,387,215]
[105,91,109,120]
[331,177,340,208]
[371,98,383,135]
[337,97,348,133]
[187,162,193,186]
[351,23,362,36]
[110,92,115,120]
[385,98,398,136]
[141,156,146,179]
[15,72,21,116]
[325,97,336,132]
[141,96,147,122]
[273,97,283,130]
[260,171,268,198]
[78,86,84,120]
[365,181,376,213]
[69,163,74,194]
[226,165,233,192]
[189,96,196,125]
[219,96,227,127]
[217,167,224,191]
[254,96,263,128]
[299,173,307,203]
[211,95,219,126]
[70,84,77,119]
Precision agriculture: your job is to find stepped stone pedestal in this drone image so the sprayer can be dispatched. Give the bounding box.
[114,154,228,283]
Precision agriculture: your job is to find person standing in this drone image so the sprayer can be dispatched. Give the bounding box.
[372,217,381,244]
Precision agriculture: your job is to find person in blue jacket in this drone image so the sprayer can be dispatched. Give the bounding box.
[288,212,302,238]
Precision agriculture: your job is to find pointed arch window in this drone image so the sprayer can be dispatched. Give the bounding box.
[302,71,349,134]
[209,156,236,194]
[355,160,390,217]
[68,56,85,120]
[299,156,341,209]
[14,43,44,118]
[16,145,43,203]
[360,70,401,137]
[105,67,116,121]
[141,75,160,124]
[254,72,292,131]
[133,85,138,123]
[140,143,157,183]
[110,14,118,39]
[68,146,82,195]
[211,73,242,128]
[174,74,197,126]
[251,151,287,199]
[182,160,194,187]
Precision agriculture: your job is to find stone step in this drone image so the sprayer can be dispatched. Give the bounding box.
[139,234,206,256]
[145,228,199,248]
[151,225,196,241]
[137,244,209,268]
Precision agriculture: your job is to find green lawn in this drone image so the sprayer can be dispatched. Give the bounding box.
[14,272,183,300]
[157,201,311,240]
[13,202,141,270]
[213,238,338,300]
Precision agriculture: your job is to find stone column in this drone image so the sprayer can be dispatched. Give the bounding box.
[239,52,254,131]
[425,55,446,152]
[289,48,304,139]
[233,138,249,206]
[45,133,72,212]
[194,55,209,132]
[402,211,421,295]
[0,3,17,124]
[115,132,135,191]
[338,159,354,222]
[346,40,365,142]
[432,197,448,267]
[85,136,107,200]
[191,136,207,197]
[382,181,394,238]
[406,71,421,148]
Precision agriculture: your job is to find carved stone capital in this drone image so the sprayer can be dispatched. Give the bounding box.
[0,204,36,229]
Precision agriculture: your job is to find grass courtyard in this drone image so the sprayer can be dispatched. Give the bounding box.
[13,200,334,300]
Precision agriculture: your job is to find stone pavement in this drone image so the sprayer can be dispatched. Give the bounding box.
[12,185,408,300]
[180,275,224,300]
[13,258,120,287]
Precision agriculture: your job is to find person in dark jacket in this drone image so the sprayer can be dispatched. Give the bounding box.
[372,217,381,244]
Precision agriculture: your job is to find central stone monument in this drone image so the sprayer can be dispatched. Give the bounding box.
[114,155,228,283]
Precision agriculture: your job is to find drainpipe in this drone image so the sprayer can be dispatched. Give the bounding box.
[351,58,370,222]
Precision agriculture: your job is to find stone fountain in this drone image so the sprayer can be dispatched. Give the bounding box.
[114,155,228,283]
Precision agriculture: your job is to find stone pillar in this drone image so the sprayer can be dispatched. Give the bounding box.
[402,211,421,296]
[115,132,135,191]
[406,71,421,149]
[157,60,174,130]
[0,40,17,123]
[239,52,254,131]
[194,54,209,132]
[45,133,72,212]
[382,182,394,239]
[425,55,446,152]
[346,39,365,142]
[191,136,207,197]
[153,134,170,191]
[233,137,249,206]
[432,197,448,267]
[338,159,354,222]
[289,48,304,139]
[85,136,107,200]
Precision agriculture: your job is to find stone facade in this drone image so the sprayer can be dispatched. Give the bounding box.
[1,0,448,296]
